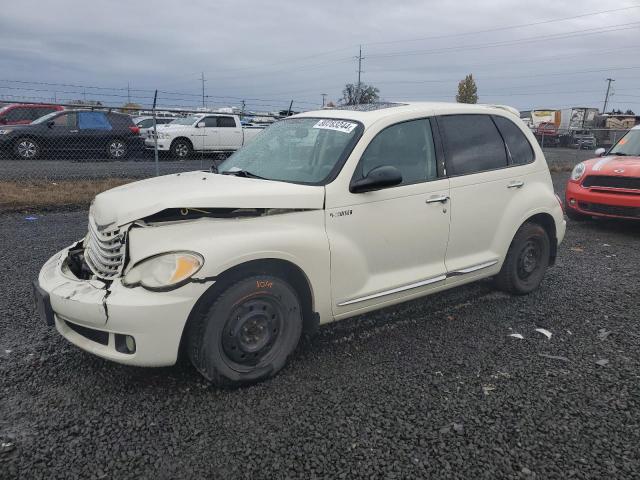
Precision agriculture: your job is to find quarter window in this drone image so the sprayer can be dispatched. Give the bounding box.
[438,114,508,175]
[356,118,438,185]
[492,115,534,165]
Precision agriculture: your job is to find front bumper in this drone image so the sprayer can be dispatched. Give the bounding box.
[565,181,640,220]
[144,137,171,151]
[36,244,213,367]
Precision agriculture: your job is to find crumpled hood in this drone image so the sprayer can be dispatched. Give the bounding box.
[90,171,325,227]
[585,155,640,177]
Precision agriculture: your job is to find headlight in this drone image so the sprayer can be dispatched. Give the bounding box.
[570,162,586,181]
[0,129,11,135]
[123,251,203,290]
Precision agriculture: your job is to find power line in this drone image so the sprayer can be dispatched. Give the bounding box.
[364,5,640,47]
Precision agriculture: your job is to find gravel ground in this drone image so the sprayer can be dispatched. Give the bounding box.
[0,148,595,181]
[1,172,639,479]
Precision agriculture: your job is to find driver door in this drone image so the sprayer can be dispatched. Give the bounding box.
[325,118,451,318]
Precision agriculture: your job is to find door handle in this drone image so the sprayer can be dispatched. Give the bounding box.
[507,180,524,189]
[426,195,449,204]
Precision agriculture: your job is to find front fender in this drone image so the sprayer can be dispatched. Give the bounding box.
[126,210,333,323]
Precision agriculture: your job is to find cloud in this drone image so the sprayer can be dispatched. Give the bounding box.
[0,0,638,112]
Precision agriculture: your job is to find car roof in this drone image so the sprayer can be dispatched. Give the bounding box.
[293,102,520,127]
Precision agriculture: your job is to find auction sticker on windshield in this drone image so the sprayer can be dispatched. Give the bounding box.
[313,119,358,133]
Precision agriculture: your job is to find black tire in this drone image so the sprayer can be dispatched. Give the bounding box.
[495,222,551,295]
[106,138,127,160]
[14,137,40,160]
[566,207,588,221]
[171,139,192,159]
[187,275,303,387]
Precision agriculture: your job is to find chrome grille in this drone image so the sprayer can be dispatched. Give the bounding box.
[84,216,126,280]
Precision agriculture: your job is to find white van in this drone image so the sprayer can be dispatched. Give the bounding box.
[34,102,565,386]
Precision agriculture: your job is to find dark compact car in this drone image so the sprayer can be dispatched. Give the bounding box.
[0,110,142,160]
[0,103,64,125]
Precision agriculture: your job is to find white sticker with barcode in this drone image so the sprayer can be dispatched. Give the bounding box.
[313,119,358,133]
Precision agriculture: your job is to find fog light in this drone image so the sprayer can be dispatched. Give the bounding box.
[115,334,136,354]
[569,198,576,206]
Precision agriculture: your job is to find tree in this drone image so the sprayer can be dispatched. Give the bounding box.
[456,74,478,104]
[624,109,635,115]
[341,83,380,105]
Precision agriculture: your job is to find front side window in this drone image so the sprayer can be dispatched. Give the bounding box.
[4,108,27,122]
[52,113,77,128]
[492,116,535,165]
[609,129,640,156]
[219,117,363,184]
[438,114,508,175]
[171,115,200,126]
[354,118,437,185]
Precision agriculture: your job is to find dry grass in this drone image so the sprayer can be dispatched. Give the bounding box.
[0,178,136,212]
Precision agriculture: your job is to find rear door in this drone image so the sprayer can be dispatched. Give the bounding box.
[76,111,114,153]
[436,114,534,279]
[216,116,242,150]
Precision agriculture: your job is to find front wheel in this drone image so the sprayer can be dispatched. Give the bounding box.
[187,275,303,387]
[14,137,40,160]
[106,138,127,159]
[495,223,551,295]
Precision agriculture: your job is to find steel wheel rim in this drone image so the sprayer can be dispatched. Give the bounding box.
[109,141,125,158]
[222,296,284,368]
[18,140,36,158]
[517,239,542,280]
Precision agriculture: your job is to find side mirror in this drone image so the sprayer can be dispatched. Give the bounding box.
[594,147,606,157]
[350,165,403,193]
[47,120,55,128]
[196,121,206,128]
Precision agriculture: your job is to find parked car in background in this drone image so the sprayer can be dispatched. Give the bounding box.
[571,130,596,149]
[0,110,142,160]
[565,125,640,220]
[0,103,64,125]
[534,122,560,147]
[133,116,176,137]
[34,102,565,386]
[144,113,264,158]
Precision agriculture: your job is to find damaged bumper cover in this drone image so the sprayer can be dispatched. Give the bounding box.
[36,242,214,367]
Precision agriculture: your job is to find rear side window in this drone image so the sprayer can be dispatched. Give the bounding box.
[217,116,236,128]
[438,114,508,176]
[492,116,534,165]
[137,118,154,128]
[78,112,112,130]
[356,118,438,185]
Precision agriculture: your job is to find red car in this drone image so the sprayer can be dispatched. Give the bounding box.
[0,103,64,125]
[565,126,640,220]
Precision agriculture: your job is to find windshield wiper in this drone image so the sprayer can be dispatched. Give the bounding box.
[221,169,266,179]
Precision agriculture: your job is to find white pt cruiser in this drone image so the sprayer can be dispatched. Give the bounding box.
[34,102,566,387]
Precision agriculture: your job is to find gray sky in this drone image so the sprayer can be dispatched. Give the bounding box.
[1,0,639,113]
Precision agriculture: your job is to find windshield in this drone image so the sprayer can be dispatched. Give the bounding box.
[170,115,200,126]
[218,117,363,184]
[609,129,640,156]
[32,111,62,124]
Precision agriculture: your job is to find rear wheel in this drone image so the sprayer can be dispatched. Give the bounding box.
[187,275,303,387]
[14,137,40,160]
[106,138,127,159]
[495,223,551,295]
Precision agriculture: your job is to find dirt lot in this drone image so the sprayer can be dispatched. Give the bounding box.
[1,171,639,479]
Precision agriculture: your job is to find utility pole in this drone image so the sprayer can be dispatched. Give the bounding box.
[127,82,131,104]
[603,78,615,113]
[241,100,246,117]
[321,93,327,107]
[355,45,364,105]
[200,72,206,108]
